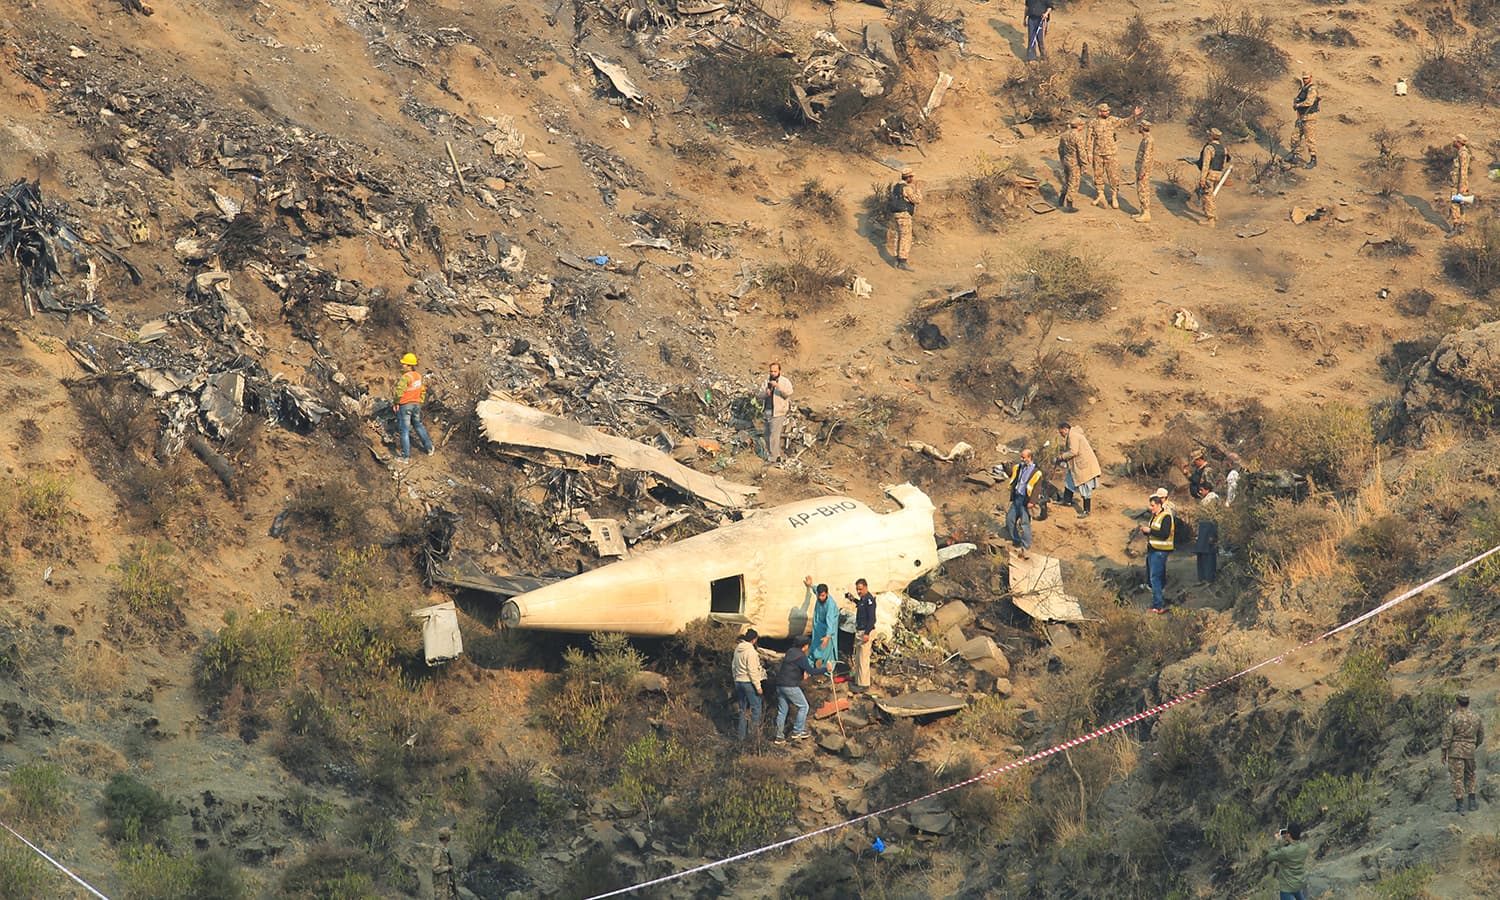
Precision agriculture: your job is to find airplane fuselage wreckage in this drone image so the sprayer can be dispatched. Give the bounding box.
[498,483,966,637]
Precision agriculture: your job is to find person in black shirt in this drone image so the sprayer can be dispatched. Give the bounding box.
[773,636,823,742]
[851,579,878,693]
[1024,0,1054,62]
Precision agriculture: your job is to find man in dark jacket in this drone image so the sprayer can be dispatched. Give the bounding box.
[1024,0,1054,61]
[850,578,878,693]
[773,636,823,742]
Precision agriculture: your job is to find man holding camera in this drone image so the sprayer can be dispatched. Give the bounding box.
[762,362,793,463]
[1266,824,1309,900]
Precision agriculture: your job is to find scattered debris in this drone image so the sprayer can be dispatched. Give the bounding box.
[1008,553,1086,622]
[586,53,646,105]
[1171,308,1200,332]
[875,691,967,718]
[410,600,464,666]
[904,440,973,462]
[1,179,139,316]
[921,73,954,119]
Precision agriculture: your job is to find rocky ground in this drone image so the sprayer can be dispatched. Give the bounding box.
[2,0,1500,898]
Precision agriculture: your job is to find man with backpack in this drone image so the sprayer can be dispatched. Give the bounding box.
[888,168,922,271]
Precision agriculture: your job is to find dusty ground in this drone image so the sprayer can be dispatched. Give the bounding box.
[1,0,1499,898]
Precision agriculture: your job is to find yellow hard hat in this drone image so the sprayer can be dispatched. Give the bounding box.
[401,353,418,366]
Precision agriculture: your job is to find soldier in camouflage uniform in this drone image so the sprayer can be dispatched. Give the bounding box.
[1197,127,1229,228]
[1442,692,1485,813]
[1451,133,1473,232]
[1132,119,1154,223]
[888,167,922,270]
[432,827,458,899]
[1288,71,1319,169]
[1086,102,1143,210]
[1057,116,1087,212]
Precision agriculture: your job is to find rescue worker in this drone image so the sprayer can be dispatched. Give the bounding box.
[393,352,435,460]
[731,629,766,741]
[1055,421,1101,518]
[1197,128,1229,228]
[432,827,457,900]
[1184,448,1217,502]
[888,168,922,270]
[1139,493,1175,612]
[1451,134,1473,233]
[1057,117,1088,212]
[1001,448,1044,560]
[1086,102,1144,210]
[1442,692,1485,813]
[1288,71,1319,169]
[850,578,877,693]
[1132,119,1154,223]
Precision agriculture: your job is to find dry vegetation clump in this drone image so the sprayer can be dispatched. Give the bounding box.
[1200,4,1289,77]
[789,177,845,222]
[1341,514,1420,597]
[1264,401,1374,492]
[1005,53,1076,125]
[1420,141,1458,185]
[1395,288,1436,317]
[965,154,1035,226]
[1074,15,1184,118]
[1120,429,1196,479]
[689,47,798,127]
[285,479,373,541]
[1189,60,1275,139]
[761,242,850,307]
[890,0,965,55]
[1362,127,1408,198]
[1,760,75,841]
[1005,248,1117,320]
[109,541,189,641]
[1441,215,1500,296]
[630,201,712,252]
[1414,39,1500,104]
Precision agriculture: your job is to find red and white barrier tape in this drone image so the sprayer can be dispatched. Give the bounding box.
[0,819,110,899]
[585,542,1500,899]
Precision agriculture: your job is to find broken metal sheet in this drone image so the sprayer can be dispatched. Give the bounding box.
[323,302,369,323]
[584,518,627,558]
[1009,553,1086,622]
[525,150,562,170]
[135,367,195,397]
[937,542,975,562]
[200,371,245,436]
[278,383,330,430]
[624,237,673,251]
[429,553,561,596]
[585,53,645,105]
[876,691,967,718]
[136,319,169,342]
[409,600,464,666]
[921,72,954,118]
[904,440,973,462]
[477,395,758,508]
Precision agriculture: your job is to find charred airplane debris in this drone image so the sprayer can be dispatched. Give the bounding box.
[1,179,140,317]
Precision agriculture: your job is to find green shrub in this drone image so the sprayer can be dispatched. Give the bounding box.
[279,845,380,900]
[540,633,645,757]
[462,760,564,865]
[1342,515,1420,596]
[188,848,246,900]
[1321,649,1393,759]
[1007,248,1117,321]
[1282,772,1376,841]
[110,542,188,639]
[1266,401,1374,491]
[954,694,1018,743]
[614,733,688,827]
[118,843,197,900]
[1205,800,1255,856]
[17,474,70,524]
[275,688,350,785]
[197,609,299,702]
[0,843,47,900]
[1246,498,1341,576]
[103,774,175,842]
[1152,707,1213,778]
[3,761,72,837]
[1361,862,1433,899]
[672,764,797,856]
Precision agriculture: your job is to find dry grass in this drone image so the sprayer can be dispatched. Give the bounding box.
[50,737,127,779]
[66,641,128,701]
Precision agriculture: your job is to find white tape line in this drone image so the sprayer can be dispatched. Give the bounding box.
[0,819,111,899]
[585,542,1500,899]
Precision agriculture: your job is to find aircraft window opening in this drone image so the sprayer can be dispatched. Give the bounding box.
[710,575,745,615]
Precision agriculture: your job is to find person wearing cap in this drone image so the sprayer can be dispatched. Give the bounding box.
[1057,116,1088,212]
[1442,691,1485,813]
[432,827,457,899]
[887,168,922,270]
[1055,421,1100,518]
[1132,119,1155,223]
[393,352,435,460]
[1197,128,1230,227]
[1139,492,1176,612]
[1451,134,1473,232]
[731,628,767,741]
[1288,71,1320,169]
[1184,448,1217,503]
[1086,102,1144,210]
[1024,0,1054,62]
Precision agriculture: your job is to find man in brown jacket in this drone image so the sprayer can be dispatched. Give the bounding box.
[1055,422,1101,518]
[1443,692,1485,813]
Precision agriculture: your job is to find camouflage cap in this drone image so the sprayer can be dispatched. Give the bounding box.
[1192,447,1206,459]
[1300,70,1313,80]
[1208,127,1223,138]
[1140,119,1153,129]
[901,166,915,178]
[1457,692,1471,703]
[1456,133,1469,145]
[439,827,453,840]
[1070,116,1086,126]
[1096,102,1111,114]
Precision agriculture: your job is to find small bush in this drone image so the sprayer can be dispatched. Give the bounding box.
[103,774,175,843]
[891,0,963,54]
[275,688,351,785]
[1441,216,1500,296]
[1074,16,1184,118]
[1204,799,1255,856]
[790,178,844,222]
[966,154,1034,226]
[1201,6,1288,77]
[667,759,797,856]
[0,842,47,899]
[1414,40,1498,104]
[1343,515,1421,597]
[690,47,798,126]
[1320,649,1393,763]
[1281,772,1375,842]
[761,243,849,307]
[286,480,372,541]
[1152,707,1213,778]
[17,473,70,525]
[119,843,198,900]
[1363,127,1407,198]
[110,542,188,639]
[279,845,380,899]
[1247,499,1342,575]
[463,760,564,865]
[189,848,246,900]
[954,694,1018,743]
[1006,248,1116,320]
[1121,429,1195,479]
[1396,289,1435,317]
[1265,401,1374,491]
[3,761,73,839]
[74,378,154,454]
[1358,864,1434,900]
[631,201,712,252]
[1006,53,1076,125]
[196,609,299,703]
[1189,61,1273,138]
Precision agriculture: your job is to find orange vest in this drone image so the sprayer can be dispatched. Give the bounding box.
[398,371,426,405]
